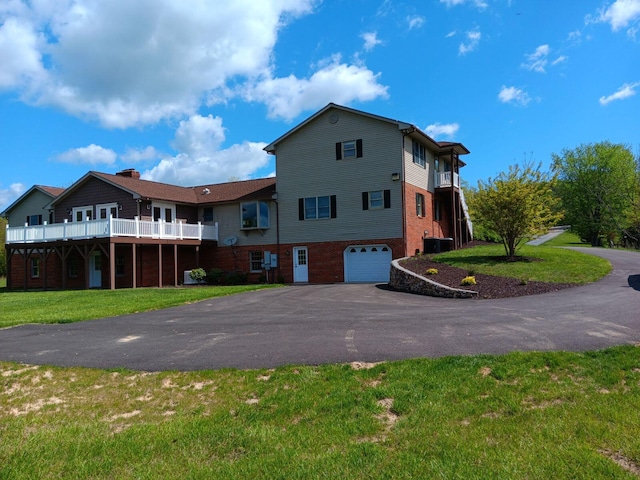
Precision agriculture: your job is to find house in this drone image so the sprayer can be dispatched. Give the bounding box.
[264,103,472,283]
[3,103,471,290]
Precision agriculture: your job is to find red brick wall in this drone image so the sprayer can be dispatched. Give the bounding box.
[403,183,434,256]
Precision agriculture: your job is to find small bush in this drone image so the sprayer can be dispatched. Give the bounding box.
[426,268,438,275]
[206,268,225,285]
[189,268,207,284]
[461,276,476,286]
[519,279,528,286]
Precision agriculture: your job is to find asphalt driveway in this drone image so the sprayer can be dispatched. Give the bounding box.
[0,247,638,371]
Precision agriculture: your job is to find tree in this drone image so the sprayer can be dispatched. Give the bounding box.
[469,162,562,258]
[552,142,639,246]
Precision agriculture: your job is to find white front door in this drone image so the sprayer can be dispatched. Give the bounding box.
[293,246,308,283]
[89,252,102,288]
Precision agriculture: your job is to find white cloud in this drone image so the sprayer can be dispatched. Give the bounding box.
[459,29,481,55]
[0,183,27,211]
[55,144,117,165]
[142,115,269,186]
[440,0,488,8]
[599,81,640,105]
[597,0,640,31]
[498,85,531,106]
[552,55,568,66]
[1,0,317,128]
[361,31,382,51]
[407,15,425,30]
[425,123,460,139]
[121,146,162,163]
[0,17,46,89]
[246,56,389,121]
[521,44,550,73]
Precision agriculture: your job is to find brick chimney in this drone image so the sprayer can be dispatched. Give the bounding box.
[116,168,141,179]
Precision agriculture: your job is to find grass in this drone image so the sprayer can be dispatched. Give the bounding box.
[433,242,611,284]
[0,285,278,328]
[541,230,589,247]
[2,346,640,478]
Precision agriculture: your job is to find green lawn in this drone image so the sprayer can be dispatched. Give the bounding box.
[433,242,611,284]
[2,346,640,479]
[0,285,278,328]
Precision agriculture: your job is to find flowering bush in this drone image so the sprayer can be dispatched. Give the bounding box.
[425,268,438,275]
[461,276,477,286]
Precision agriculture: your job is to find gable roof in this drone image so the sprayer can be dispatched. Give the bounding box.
[264,103,470,158]
[1,185,64,217]
[49,170,276,208]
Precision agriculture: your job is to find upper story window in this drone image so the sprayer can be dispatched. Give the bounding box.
[362,190,391,210]
[97,203,118,219]
[27,214,42,226]
[336,139,363,160]
[241,201,270,229]
[299,195,337,220]
[203,207,214,222]
[413,140,426,168]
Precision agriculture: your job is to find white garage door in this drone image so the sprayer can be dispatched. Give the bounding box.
[343,245,392,283]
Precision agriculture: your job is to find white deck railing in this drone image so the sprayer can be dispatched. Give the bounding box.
[6,216,218,244]
[434,171,460,188]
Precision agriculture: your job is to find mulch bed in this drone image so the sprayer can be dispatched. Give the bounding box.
[399,248,575,299]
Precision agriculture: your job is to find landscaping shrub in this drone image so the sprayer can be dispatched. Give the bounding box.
[461,276,477,286]
[426,268,438,275]
[189,268,207,284]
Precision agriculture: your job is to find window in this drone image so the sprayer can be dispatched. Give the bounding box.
[68,256,79,278]
[203,207,214,222]
[362,190,391,210]
[299,195,336,220]
[416,193,425,217]
[30,258,40,278]
[27,214,42,226]
[413,140,426,168]
[73,206,93,222]
[116,255,125,276]
[241,201,270,229]
[434,199,442,221]
[335,139,363,160]
[250,251,263,272]
[97,203,118,220]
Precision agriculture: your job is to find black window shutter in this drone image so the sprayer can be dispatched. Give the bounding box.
[335,142,342,160]
[298,198,305,220]
[356,139,363,157]
[330,195,337,218]
[362,192,369,210]
[384,190,391,209]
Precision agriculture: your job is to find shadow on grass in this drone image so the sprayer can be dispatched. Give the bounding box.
[629,275,640,291]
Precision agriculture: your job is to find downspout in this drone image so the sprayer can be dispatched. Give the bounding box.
[450,148,457,249]
[274,194,281,283]
[400,131,409,257]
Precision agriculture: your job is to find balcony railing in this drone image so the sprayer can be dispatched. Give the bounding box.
[6,216,218,244]
[434,171,460,189]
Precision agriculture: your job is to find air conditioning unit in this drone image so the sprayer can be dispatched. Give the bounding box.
[183,270,198,285]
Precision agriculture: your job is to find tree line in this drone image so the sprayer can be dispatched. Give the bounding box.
[467,141,640,258]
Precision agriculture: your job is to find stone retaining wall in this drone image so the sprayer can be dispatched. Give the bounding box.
[389,258,478,299]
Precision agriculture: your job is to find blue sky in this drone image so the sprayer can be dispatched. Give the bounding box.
[1,0,639,211]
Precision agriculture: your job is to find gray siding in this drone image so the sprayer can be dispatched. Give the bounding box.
[275,108,405,244]
[5,190,54,227]
[210,201,277,247]
[403,135,436,191]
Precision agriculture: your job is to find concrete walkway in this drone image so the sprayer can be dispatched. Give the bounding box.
[526,225,570,246]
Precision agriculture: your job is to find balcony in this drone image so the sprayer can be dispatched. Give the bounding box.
[434,171,460,189]
[5,217,218,244]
